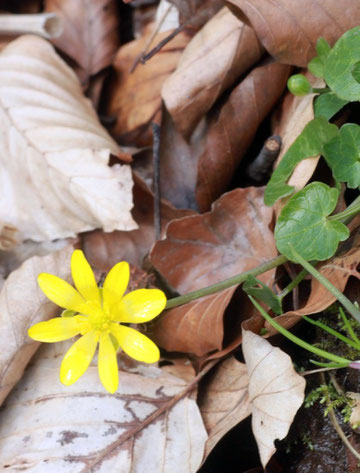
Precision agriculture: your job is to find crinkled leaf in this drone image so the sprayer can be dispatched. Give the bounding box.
[324,26,360,101]
[323,123,360,188]
[275,182,349,262]
[243,275,282,315]
[314,93,348,120]
[264,118,339,206]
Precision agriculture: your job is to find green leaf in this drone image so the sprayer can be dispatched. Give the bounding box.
[352,61,360,84]
[324,26,360,101]
[314,93,348,120]
[264,118,339,206]
[308,38,331,78]
[275,182,349,262]
[243,275,282,315]
[323,123,360,188]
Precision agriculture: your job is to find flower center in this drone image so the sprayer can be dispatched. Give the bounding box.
[88,310,111,332]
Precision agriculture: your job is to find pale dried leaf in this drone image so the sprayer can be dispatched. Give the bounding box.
[200,356,251,457]
[0,343,208,472]
[0,245,73,406]
[0,222,19,250]
[45,0,119,80]
[162,7,263,138]
[347,392,360,428]
[242,329,306,468]
[0,35,136,241]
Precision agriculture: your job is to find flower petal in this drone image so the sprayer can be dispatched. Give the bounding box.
[111,324,160,363]
[71,250,101,306]
[102,261,130,314]
[60,331,99,386]
[28,315,90,342]
[38,273,85,311]
[112,289,166,323]
[98,333,119,393]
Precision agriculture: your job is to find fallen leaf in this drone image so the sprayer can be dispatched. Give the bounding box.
[168,0,224,28]
[82,173,194,271]
[149,187,278,355]
[196,61,290,212]
[0,342,208,472]
[0,245,73,406]
[0,35,136,242]
[108,25,190,146]
[0,222,18,250]
[199,356,251,457]
[226,0,360,66]
[242,329,306,468]
[162,6,263,139]
[347,392,360,428]
[273,227,360,331]
[45,0,119,83]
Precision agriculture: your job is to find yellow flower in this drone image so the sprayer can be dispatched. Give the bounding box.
[28,250,166,393]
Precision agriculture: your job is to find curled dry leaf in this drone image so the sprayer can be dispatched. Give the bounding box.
[226,0,360,66]
[45,0,119,82]
[0,35,136,242]
[0,245,73,406]
[199,356,251,458]
[196,61,290,212]
[168,0,224,29]
[0,343,208,472]
[273,227,360,331]
[149,187,278,356]
[108,25,190,146]
[162,6,263,139]
[242,329,306,468]
[82,173,194,271]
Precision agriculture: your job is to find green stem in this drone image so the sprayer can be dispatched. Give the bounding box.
[329,194,360,224]
[289,246,360,324]
[279,268,308,300]
[249,296,351,364]
[303,315,360,350]
[165,254,287,310]
[339,307,360,346]
[312,87,330,94]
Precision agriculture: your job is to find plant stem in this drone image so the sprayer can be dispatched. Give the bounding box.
[312,87,330,94]
[329,194,360,224]
[289,246,360,324]
[279,268,308,300]
[165,254,287,310]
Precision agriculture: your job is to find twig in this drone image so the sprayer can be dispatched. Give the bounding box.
[141,17,192,63]
[320,372,360,461]
[152,122,161,241]
[246,135,282,182]
[0,13,63,39]
[130,3,173,73]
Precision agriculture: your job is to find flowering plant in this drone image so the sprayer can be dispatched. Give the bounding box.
[28,250,166,393]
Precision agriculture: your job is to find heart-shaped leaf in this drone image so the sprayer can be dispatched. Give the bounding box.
[275,182,349,261]
[324,26,360,101]
[264,118,338,206]
[314,93,348,120]
[323,123,360,188]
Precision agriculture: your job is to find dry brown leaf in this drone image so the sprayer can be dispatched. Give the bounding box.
[242,329,306,468]
[0,342,208,472]
[149,187,278,355]
[0,222,18,250]
[226,0,360,66]
[0,245,73,406]
[0,35,136,242]
[162,6,263,139]
[82,173,194,271]
[196,61,290,212]
[168,0,224,28]
[199,356,251,457]
[108,25,190,147]
[45,0,119,83]
[273,228,360,331]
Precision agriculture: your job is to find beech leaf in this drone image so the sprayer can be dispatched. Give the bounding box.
[0,246,73,406]
[323,123,360,188]
[264,117,339,206]
[0,343,208,472]
[242,329,306,468]
[324,26,360,101]
[275,182,349,262]
[0,35,136,241]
